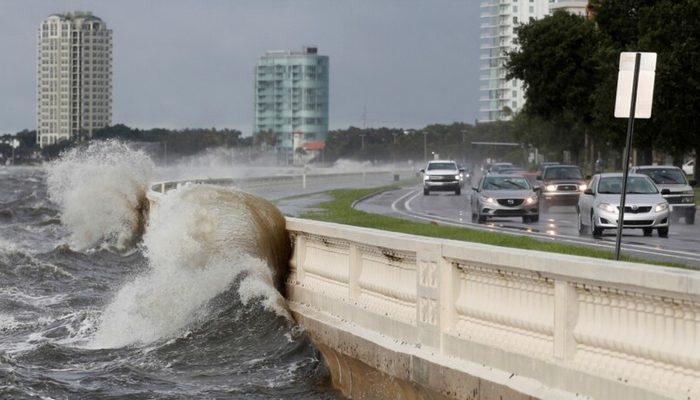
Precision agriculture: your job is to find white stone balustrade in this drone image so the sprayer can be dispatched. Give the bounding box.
[286,217,700,400]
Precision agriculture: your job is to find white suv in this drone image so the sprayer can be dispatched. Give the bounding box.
[420,160,462,195]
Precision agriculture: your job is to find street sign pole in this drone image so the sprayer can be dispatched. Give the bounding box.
[614,52,641,260]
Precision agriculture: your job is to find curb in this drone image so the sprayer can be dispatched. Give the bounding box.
[350,186,406,209]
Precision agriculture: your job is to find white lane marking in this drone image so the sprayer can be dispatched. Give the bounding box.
[387,189,700,263]
[390,188,421,214]
[403,190,423,213]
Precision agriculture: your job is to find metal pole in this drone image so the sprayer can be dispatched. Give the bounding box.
[614,52,641,260]
[423,132,428,164]
[392,132,398,168]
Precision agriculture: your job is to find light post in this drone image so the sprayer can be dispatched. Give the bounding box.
[461,129,468,164]
[11,139,19,165]
[392,132,398,168]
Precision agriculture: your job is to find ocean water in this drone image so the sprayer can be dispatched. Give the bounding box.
[0,143,338,399]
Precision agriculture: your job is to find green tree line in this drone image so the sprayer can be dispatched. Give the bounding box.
[323,123,525,166]
[37,124,246,160]
[506,0,699,175]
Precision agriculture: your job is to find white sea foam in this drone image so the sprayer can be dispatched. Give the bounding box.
[90,184,287,349]
[46,140,154,250]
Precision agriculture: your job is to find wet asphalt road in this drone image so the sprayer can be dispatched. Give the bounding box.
[356,185,700,268]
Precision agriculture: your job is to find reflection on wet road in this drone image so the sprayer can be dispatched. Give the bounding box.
[356,185,700,268]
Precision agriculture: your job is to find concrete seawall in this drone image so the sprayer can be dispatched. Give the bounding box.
[147,178,700,399]
[285,217,700,400]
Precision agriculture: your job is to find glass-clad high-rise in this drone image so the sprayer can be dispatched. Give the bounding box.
[253,47,329,155]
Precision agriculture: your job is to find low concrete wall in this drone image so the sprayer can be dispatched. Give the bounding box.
[148,169,413,194]
[285,217,700,400]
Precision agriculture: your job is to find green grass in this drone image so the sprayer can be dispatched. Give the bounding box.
[300,186,686,268]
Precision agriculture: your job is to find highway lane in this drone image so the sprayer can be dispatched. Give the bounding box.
[356,185,700,268]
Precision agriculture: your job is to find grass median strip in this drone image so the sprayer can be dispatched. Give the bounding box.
[300,186,685,268]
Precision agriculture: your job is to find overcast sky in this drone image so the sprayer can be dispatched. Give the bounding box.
[0,0,480,135]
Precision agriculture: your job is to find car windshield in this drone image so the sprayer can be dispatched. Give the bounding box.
[427,162,456,170]
[544,166,583,180]
[597,176,658,194]
[637,168,687,185]
[482,176,530,190]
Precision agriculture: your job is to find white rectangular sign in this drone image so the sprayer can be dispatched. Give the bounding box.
[614,52,656,119]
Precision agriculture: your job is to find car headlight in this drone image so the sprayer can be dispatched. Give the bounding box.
[545,184,557,192]
[578,184,587,191]
[481,196,496,204]
[423,175,430,181]
[455,175,461,180]
[597,202,618,214]
[654,202,669,212]
[525,196,537,205]
[465,173,470,178]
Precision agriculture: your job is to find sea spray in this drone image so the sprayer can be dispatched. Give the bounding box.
[91,184,289,348]
[46,141,154,250]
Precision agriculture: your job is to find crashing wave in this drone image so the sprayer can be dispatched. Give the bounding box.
[46,140,154,250]
[90,184,290,348]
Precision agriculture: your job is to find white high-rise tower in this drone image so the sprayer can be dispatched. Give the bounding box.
[37,12,112,147]
[479,0,552,122]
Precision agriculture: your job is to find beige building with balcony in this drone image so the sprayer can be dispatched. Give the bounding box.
[37,12,112,147]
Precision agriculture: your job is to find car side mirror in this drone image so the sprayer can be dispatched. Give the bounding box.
[419,169,425,173]
[661,188,671,195]
[533,186,541,192]
[472,186,479,192]
[585,175,592,180]
[690,180,697,186]
[459,168,465,173]
[584,188,594,195]
[536,175,542,180]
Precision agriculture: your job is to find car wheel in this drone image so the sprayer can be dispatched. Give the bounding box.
[531,214,539,223]
[471,212,477,223]
[455,188,461,196]
[643,227,653,237]
[687,212,695,225]
[591,213,603,237]
[658,227,669,238]
[477,214,487,223]
[522,216,530,223]
[423,188,429,196]
[577,209,587,234]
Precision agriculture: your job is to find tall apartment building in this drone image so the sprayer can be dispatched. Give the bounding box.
[37,12,112,147]
[253,47,329,161]
[479,0,550,122]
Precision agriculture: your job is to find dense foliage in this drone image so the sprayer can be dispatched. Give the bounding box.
[323,122,524,165]
[507,1,700,172]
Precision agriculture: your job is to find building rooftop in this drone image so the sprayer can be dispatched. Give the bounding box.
[264,46,321,57]
[47,11,103,22]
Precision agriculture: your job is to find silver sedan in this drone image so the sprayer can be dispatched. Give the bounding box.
[471,175,540,223]
[577,173,670,237]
